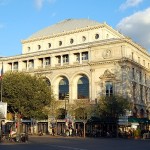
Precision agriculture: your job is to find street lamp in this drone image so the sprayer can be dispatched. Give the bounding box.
[64,93,69,136]
[65,93,69,117]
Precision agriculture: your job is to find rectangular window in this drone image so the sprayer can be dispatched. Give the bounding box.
[132,68,135,79]
[132,52,134,60]
[45,57,50,66]
[13,62,18,70]
[145,74,147,84]
[140,85,143,102]
[28,60,34,69]
[82,52,88,61]
[139,71,142,82]
[63,55,69,63]
[105,81,113,96]
[143,60,145,66]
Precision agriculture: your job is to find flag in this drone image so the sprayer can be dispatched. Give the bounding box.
[0,62,3,80]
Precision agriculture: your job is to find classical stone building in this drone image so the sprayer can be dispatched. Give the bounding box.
[1,19,150,133]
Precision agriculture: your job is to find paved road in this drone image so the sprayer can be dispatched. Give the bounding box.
[0,136,150,150]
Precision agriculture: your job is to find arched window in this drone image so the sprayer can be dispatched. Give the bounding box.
[77,76,89,99]
[59,77,69,100]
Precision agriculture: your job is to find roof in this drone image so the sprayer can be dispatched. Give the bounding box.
[28,19,101,39]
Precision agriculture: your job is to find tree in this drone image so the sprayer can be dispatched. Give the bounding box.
[96,95,130,119]
[70,100,93,138]
[43,94,60,135]
[94,95,130,137]
[2,72,52,120]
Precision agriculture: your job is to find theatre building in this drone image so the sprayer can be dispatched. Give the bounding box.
[0,19,150,135]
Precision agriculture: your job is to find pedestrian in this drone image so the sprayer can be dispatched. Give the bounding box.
[52,128,55,136]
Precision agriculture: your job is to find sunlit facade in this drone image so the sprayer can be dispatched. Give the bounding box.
[0,19,150,134]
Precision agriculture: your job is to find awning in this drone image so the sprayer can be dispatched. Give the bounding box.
[128,117,150,124]
[87,117,117,124]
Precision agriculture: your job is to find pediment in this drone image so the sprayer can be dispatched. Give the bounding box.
[99,69,115,80]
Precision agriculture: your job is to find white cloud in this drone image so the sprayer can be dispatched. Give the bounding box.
[119,0,143,11]
[34,0,56,10]
[116,8,150,51]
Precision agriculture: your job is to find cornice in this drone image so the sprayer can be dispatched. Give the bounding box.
[103,23,125,38]
[119,57,150,73]
[122,38,150,56]
[21,24,104,44]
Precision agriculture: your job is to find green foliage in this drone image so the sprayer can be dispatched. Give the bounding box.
[96,95,130,118]
[73,100,93,121]
[2,72,52,119]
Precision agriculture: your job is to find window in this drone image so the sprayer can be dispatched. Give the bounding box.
[145,74,147,84]
[105,81,113,96]
[106,34,109,38]
[132,52,134,60]
[28,60,34,69]
[45,57,50,66]
[70,38,74,44]
[59,78,69,100]
[13,62,18,70]
[63,55,69,63]
[138,57,140,63]
[48,43,51,48]
[82,52,88,60]
[59,41,62,46]
[77,76,89,99]
[38,45,41,50]
[140,85,143,102]
[95,34,99,39]
[27,47,30,52]
[132,68,135,79]
[139,71,142,82]
[143,60,145,66]
[82,36,86,42]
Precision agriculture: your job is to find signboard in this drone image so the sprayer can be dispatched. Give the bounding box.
[118,116,128,125]
[0,102,7,119]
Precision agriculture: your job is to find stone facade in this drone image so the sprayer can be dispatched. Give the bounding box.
[0,19,150,119]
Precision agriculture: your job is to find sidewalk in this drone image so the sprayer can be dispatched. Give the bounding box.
[29,134,84,139]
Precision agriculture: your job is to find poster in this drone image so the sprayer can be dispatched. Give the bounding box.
[0,102,7,119]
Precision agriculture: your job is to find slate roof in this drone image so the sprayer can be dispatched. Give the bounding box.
[28,19,101,39]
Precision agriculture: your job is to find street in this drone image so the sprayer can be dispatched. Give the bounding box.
[0,136,150,150]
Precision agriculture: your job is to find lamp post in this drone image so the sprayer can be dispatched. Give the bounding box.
[64,93,69,136]
[65,93,69,117]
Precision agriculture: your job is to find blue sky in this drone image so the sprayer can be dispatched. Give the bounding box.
[0,0,150,56]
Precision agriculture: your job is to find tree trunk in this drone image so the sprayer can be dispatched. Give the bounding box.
[83,121,86,138]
